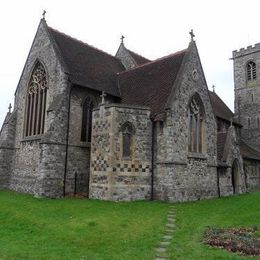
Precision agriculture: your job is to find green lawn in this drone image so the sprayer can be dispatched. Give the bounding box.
[171,191,260,259]
[0,190,259,260]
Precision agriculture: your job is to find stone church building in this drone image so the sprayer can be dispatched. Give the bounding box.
[0,18,259,201]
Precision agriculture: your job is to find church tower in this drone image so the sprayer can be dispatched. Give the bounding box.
[233,44,260,151]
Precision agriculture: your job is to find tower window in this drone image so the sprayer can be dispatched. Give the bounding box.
[247,61,256,81]
[188,94,205,153]
[25,61,47,137]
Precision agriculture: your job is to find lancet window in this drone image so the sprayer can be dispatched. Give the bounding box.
[81,97,94,142]
[121,122,135,158]
[188,95,204,153]
[25,62,47,137]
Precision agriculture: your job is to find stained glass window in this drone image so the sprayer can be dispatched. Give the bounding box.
[25,62,47,137]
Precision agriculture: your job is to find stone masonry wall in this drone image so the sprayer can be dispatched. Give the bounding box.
[154,42,218,202]
[233,45,260,151]
[89,104,152,201]
[244,159,260,190]
[9,20,70,197]
[0,111,17,189]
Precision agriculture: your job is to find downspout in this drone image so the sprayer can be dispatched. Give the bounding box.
[217,167,220,198]
[151,118,155,200]
[63,80,72,197]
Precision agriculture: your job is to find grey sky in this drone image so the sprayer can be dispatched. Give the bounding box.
[1,0,260,126]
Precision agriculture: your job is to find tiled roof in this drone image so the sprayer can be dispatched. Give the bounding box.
[48,27,125,97]
[209,91,234,122]
[126,48,150,65]
[209,91,241,125]
[118,50,187,116]
[217,132,227,160]
[240,140,260,160]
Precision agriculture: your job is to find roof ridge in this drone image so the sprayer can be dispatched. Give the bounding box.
[118,49,187,75]
[125,46,150,62]
[48,26,121,62]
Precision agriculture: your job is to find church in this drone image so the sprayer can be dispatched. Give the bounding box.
[0,18,259,201]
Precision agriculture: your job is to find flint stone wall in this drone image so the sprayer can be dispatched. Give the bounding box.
[89,104,152,201]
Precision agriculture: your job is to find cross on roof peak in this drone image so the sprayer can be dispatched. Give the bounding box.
[42,10,46,20]
[100,91,107,105]
[189,29,195,42]
[212,85,216,93]
[120,35,125,43]
[8,103,12,113]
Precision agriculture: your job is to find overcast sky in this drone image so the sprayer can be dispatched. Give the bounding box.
[1,0,260,126]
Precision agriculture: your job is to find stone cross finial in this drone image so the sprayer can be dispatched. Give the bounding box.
[120,35,125,43]
[42,10,46,20]
[100,91,107,105]
[8,103,12,113]
[212,85,216,93]
[189,29,195,41]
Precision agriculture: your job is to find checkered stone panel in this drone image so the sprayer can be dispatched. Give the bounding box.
[91,154,109,172]
[112,163,150,173]
[92,120,110,132]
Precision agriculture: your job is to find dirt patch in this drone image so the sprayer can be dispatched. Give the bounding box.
[204,226,260,257]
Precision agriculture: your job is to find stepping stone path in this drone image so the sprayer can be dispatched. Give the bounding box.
[154,205,175,260]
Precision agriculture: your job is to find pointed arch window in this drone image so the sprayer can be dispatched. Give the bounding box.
[247,61,256,81]
[81,97,94,142]
[25,61,47,137]
[188,95,204,153]
[121,122,135,158]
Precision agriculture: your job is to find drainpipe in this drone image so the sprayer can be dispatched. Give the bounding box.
[217,168,220,198]
[63,81,72,197]
[151,118,155,200]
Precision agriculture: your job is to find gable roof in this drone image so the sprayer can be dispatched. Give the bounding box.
[125,47,150,65]
[118,50,187,116]
[209,91,241,126]
[48,26,125,97]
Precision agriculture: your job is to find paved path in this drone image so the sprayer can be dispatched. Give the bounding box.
[154,205,175,259]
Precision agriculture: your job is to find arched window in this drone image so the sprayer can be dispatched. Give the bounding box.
[81,97,94,142]
[121,122,135,158]
[247,61,256,81]
[188,95,204,153]
[25,61,47,137]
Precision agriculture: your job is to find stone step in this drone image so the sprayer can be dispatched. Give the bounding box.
[155,247,167,253]
[166,223,175,228]
[155,258,166,260]
[160,241,171,247]
[163,235,172,240]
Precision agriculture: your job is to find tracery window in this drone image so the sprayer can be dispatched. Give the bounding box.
[188,95,204,153]
[121,122,134,158]
[247,61,256,81]
[81,96,94,142]
[25,61,47,137]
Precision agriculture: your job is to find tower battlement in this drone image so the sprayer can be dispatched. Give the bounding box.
[233,43,260,59]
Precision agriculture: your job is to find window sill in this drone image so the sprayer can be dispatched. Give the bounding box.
[21,136,42,142]
[188,152,207,160]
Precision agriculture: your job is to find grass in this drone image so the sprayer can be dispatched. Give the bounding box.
[170,191,260,259]
[0,190,168,260]
[0,190,259,259]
